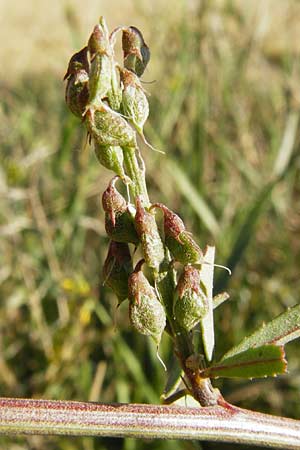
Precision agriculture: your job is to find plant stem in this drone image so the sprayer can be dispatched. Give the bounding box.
[0,398,299,449]
[122,146,149,206]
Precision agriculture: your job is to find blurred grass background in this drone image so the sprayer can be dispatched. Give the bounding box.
[1,0,300,449]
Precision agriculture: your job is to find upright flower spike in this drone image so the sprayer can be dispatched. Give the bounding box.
[103,241,133,304]
[102,177,139,245]
[174,265,208,331]
[128,260,166,345]
[122,26,150,77]
[151,204,203,265]
[64,47,89,118]
[135,197,164,272]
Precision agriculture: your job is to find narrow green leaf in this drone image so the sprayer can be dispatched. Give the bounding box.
[201,345,287,379]
[222,303,300,360]
[199,246,215,361]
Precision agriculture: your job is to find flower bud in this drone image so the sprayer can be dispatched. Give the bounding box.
[135,197,164,272]
[128,260,166,344]
[86,103,137,148]
[94,143,127,181]
[174,265,208,331]
[120,68,149,138]
[103,241,133,304]
[102,178,139,245]
[122,26,150,77]
[151,204,203,265]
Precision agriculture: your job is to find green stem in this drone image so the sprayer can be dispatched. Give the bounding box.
[122,146,149,206]
[0,398,300,449]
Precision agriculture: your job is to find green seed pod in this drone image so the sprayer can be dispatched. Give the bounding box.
[151,203,203,265]
[87,53,112,111]
[174,265,208,331]
[94,143,127,180]
[122,26,150,77]
[102,178,139,245]
[135,197,164,272]
[103,241,133,304]
[120,68,149,138]
[86,103,137,148]
[128,260,166,345]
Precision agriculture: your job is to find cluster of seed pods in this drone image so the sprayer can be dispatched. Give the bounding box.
[64,17,209,348]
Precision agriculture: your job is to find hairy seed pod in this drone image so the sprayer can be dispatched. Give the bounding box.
[102,178,139,245]
[120,68,149,138]
[174,265,208,331]
[135,197,164,272]
[103,241,133,304]
[86,103,137,148]
[122,26,150,77]
[128,260,166,345]
[87,53,112,111]
[102,177,127,225]
[151,203,203,265]
[94,143,127,180]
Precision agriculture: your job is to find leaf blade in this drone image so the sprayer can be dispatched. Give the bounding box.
[222,303,300,360]
[201,345,287,379]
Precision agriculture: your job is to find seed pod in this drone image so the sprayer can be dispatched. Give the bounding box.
[122,26,150,77]
[120,68,149,138]
[135,197,164,272]
[103,241,133,304]
[174,265,208,331]
[64,47,89,118]
[128,260,166,345]
[94,143,127,181]
[65,70,89,118]
[86,103,137,148]
[87,53,112,111]
[88,18,110,58]
[102,178,139,245]
[151,204,203,265]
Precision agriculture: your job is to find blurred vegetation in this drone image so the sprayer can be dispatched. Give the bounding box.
[1,1,300,449]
